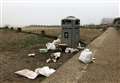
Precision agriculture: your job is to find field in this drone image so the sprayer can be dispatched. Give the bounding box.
[23,27,103,44]
[0,27,103,83]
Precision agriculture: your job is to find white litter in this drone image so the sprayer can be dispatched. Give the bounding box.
[46,38,61,50]
[53,52,61,59]
[46,52,61,63]
[46,43,56,50]
[79,49,93,64]
[39,49,48,53]
[46,58,51,63]
[52,38,61,45]
[77,43,84,49]
[28,53,35,57]
[15,69,38,79]
[35,66,56,77]
[65,48,79,53]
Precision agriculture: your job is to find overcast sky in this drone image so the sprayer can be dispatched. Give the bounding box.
[0,0,119,27]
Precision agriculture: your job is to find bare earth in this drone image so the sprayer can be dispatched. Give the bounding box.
[41,28,120,83]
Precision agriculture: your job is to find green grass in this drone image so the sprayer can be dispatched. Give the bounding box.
[0,30,53,51]
[19,35,53,48]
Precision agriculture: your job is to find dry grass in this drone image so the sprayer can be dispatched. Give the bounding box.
[23,27,61,37]
[23,27,103,44]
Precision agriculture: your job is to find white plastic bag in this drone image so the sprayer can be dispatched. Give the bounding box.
[35,66,56,77]
[15,69,38,79]
[52,38,61,45]
[65,48,79,53]
[46,43,56,50]
[79,49,93,64]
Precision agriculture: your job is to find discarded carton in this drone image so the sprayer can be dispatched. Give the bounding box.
[35,66,56,77]
[15,69,38,79]
[79,49,93,64]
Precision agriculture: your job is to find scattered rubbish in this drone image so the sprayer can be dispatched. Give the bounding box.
[92,57,96,60]
[65,48,79,53]
[52,38,61,45]
[15,69,38,79]
[77,43,85,49]
[58,44,68,51]
[46,38,61,50]
[53,52,61,58]
[35,66,56,77]
[28,53,35,57]
[46,52,61,63]
[15,66,56,79]
[65,48,71,53]
[46,43,56,50]
[79,49,94,64]
[39,49,48,53]
[46,58,51,63]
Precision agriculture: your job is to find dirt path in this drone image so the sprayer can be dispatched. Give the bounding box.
[41,27,120,83]
[79,28,120,83]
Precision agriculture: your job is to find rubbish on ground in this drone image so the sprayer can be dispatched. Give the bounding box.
[53,52,61,58]
[77,43,85,49]
[39,49,48,53]
[45,38,61,50]
[79,49,93,64]
[58,44,68,51]
[46,58,51,63]
[65,48,79,53]
[46,52,61,63]
[35,66,56,77]
[15,69,38,79]
[65,48,71,53]
[46,43,56,50]
[28,53,35,57]
[92,57,96,60]
[52,38,61,45]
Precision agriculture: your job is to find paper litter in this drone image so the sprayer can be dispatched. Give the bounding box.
[65,48,79,53]
[15,69,38,79]
[28,53,35,57]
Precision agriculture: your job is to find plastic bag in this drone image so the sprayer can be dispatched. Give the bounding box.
[46,43,56,50]
[79,49,93,64]
[52,38,61,45]
[35,66,56,77]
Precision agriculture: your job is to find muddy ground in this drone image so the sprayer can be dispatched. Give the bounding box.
[0,29,103,83]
